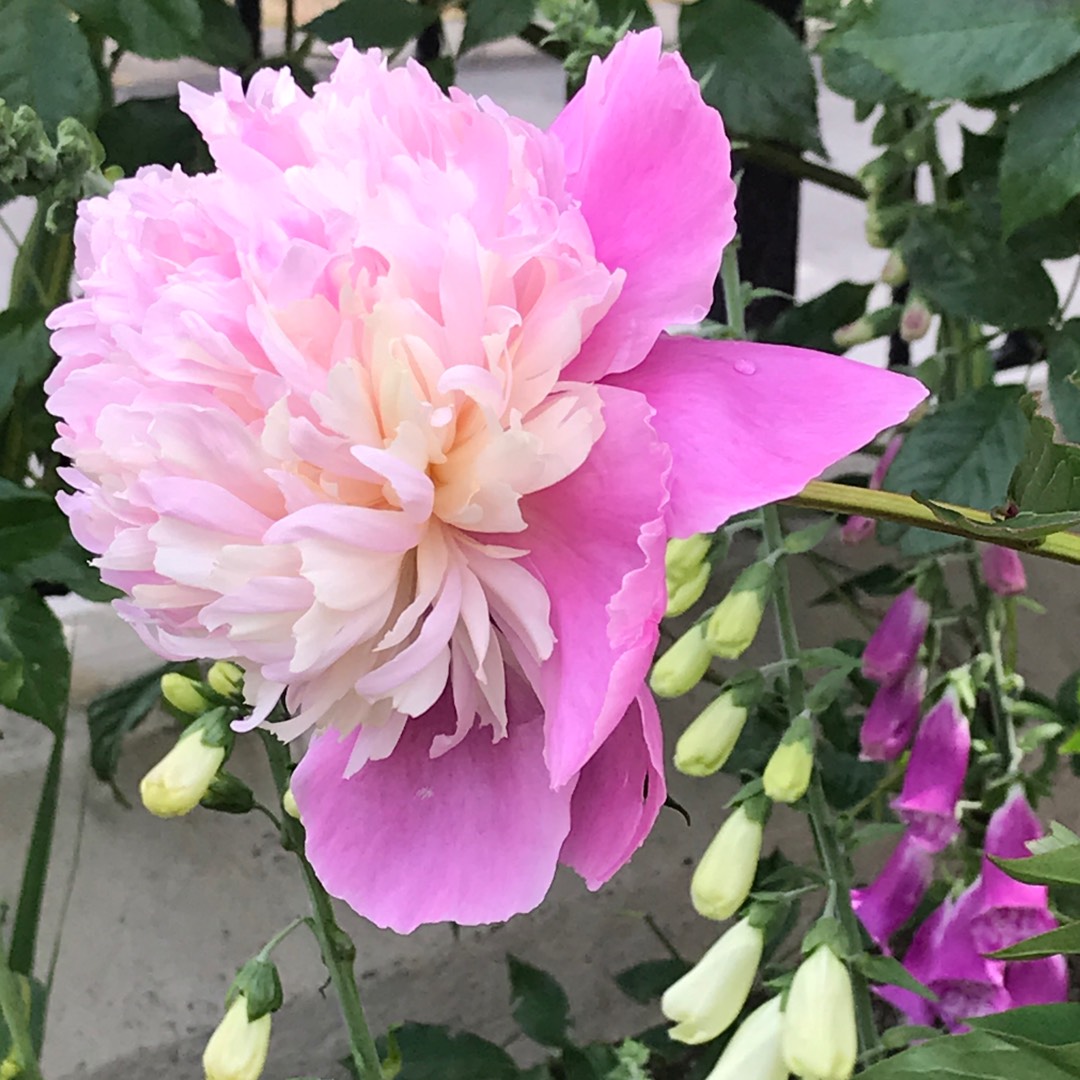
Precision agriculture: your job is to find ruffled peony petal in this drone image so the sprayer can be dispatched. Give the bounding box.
[292,683,574,933]
[519,385,670,788]
[551,29,735,382]
[608,334,928,536]
[560,689,666,888]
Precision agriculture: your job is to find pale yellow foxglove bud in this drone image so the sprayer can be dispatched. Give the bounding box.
[666,559,710,617]
[674,687,752,778]
[661,918,764,1044]
[203,996,271,1080]
[161,672,211,715]
[704,998,786,1080]
[650,624,711,698]
[282,787,300,819]
[208,661,245,699]
[763,714,814,804]
[691,801,765,920]
[665,534,711,581]
[705,562,772,660]
[140,728,226,818]
[783,946,858,1080]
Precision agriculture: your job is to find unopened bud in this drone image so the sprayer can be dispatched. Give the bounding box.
[981,545,1026,597]
[674,676,761,777]
[880,250,907,287]
[666,558,710,617]
[899,296,932,342]
[208,661,245,699]
[782,946,858,1080]
[666,534,711,580]
[139,708,233,818]
[691,800,766,921]
[282,787,300,819]
[705,561,772,660]
[203,996,272,1080]
[650,624,712,698]
[201,772,256,815]
[161,672,210,715]
[763,716,814,803]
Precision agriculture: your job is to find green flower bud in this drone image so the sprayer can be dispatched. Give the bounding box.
[705,562,773,660]
[665,534,711,580]
[650,624,711,698]
[208,661,245,700]
[665,558,710,617]
[201,771,256,815]
[880,250,907,287]
[203,996,271,1080]
[161,672,211,715]
[674,676,762,777]
[282,787,300,820]
[140,728,226,819]
[763,716,814,804]
[691,800,766,920]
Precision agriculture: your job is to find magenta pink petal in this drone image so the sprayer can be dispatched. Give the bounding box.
[607,335,928,537]
[518,385,670,788]
[559,690,666,888]
[550,29,735,383]
[291,684,574,933]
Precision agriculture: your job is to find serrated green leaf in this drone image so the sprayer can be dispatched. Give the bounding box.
[11,532,120,601]
[66,0,203,60]
[762,281,874,355]
[189,0,253,67]
[0,481,66,570]
[799,647,861,671]
[680,0,822,154]
[393,1023,519,1080]
[614,958,689,1004]
[880,386,1029,554]
[969,1005,1080,1046]
[304,0,437,49]
[97,96,211,177]
[0,0,101,130]
[461,0,534,53]
[820,40,907,107]
[0,589,70,732]
[857,954,937,1002]
[508,955,571,1048]
[1009,405,1080,515]
[992,843,1080,887]
[595,0,652,31]
[561,1044,617,1080]
[911,495,1080,543]
[1047,322,1080,445]
[990,920,1080,960]
[840,0,1080,101]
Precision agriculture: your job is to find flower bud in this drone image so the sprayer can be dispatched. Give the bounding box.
[861,587,930,684]
[763,717,814,803]
[203,996,271,1080]
[783,946,858,1080]
[140,709,233,818]
[674,679,760,777]
[282,786,300,819]
[839,514,875,545]
[840,436,902,546]
[705,562,772,660]
[161,672,211,715]
[666,558,710,617]
[860,662,926,761]
[880,250,907,287]
[661,918,765,1044]
[650,624,712,698]
[691,800,766,920]
[833,317,875,349]
[666,534,712,581]
[208,661,245,699]
[201,772,256,815]
[704,998,786,1080]
[899,295,931,343]
[980,545,1026,597]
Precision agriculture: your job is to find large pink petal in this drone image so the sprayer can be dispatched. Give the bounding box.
[608,334,928,537]
[291,686,574,933]
[551,30,735,382]
[560,690,666,888]
[519,385,670,789]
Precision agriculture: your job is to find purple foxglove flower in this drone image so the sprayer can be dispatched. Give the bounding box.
[981,546,1027,597]
[852,832,935,949]
[874,898,947,1028]
[841,438,903,544]
[862,587,930,684]
[891,691,970,851]
[860,663,926,761]
[1005,955,1068,1008]
[970,787,1055,955]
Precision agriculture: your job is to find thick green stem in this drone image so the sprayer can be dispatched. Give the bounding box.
[740,141,866,200]
[0,952,41,1080]
[259,733,383,1080]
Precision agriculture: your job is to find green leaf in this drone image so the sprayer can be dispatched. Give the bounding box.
[0,481,66,569]
[992,843,1080,887]
[11,532,120,601]
[66,0,203,60]
[0,589,70,732]
[1048,321,1080,445]
[911,495,1080,544]
[393,1023,519,1080]
[507,955,571,1048]
[782,517,835,555]
[0,0,101,129]
[762,281,874,355]
[969,1005,1080,1045]
[1001,58,1080,236]
[680,0,822,154]
[856,954,937,1002]
[461,0,535,53]
[304,0,437,50]
[991,921,1080,960]
[840,0,1080,101]
[880,386,1029,554]
[97,96,211,176]
[1009,405,1080,515]
[901,206,1058,332]
[614,959,689,1004]
[820,41,907,107]
[0,307,51,421]
[0,973,46,1060]
[595,0,653,30]
[189,0,253,67]
[561,1044,617,1080]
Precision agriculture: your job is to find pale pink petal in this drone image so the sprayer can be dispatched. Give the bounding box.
[519,385,670,788]
[608,335,928,536]
[291,685,574,933]
[560,690,665,888]
[551,30,735,381]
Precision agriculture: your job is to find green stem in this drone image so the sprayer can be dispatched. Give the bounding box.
[761,508,805,714]
[0,951,41,1080]
[739,141,866,200]
[720,244,745,338]
[284,0,296,55]
[259,733,383,1080]
[258,916,308,961]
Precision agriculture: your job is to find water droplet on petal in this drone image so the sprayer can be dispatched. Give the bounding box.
[733,358,756,376]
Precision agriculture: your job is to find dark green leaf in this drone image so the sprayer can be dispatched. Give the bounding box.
[12,533,120,601]
[595,0,653,30]
[762,281,874,355]
[0,307,51,420]
[1048,321,1080,445]
[992,843,1080,887]
[0,589,70,732]
[97,96,210,176]
[561,1044,617,1080]
[0,973,46,1060]
[840,0,1080,101]
[189,0,253,67]
[304,0,437,50]
[393,1023,519,1080]
[820,41,907,107]
[1001,58,1080,236]
[969,1005,1080,1046]
[911,496,1080,543]
[461,0,535,53]
[680,0,822,154]
[990,921,1080,960]
[0,481,66,570]
[0,0,101,130]
[0,598,25,705]
[614,959,689,1004]
[66,0,203,60]
[880,386,1029,554]
[857,954,936,1001]
[1009,405,1080,514]
[508,955,571,1048]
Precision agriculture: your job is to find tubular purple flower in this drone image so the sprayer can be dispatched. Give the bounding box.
[860,662,926,761]
[840,435,902,546]
[980,546,1027,597]
[891,691,970,852]
[969,787,1056,955]
[874,900,946,1028]
[1005,956,1068,1008]
[861,587,930,684]
[851,833,934,950]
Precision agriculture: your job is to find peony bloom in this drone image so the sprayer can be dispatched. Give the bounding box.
[861,588,930,684]
[860,662,926,761]
[783,945,858,1080]
[704,997,786,1080]
[851,832,934,950]
[981,546,1027,597]
[45,31,925,931]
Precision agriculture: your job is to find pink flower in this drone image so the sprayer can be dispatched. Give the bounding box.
[45,32,925,931]
[861,588,930,684]
[891,691,970,851]
[1004,956,1068,1008]
[840,435,902,545]
[860,662,926,761]
[852,832,934,950]
[980,546,1027,597]
[874,899,945,1028]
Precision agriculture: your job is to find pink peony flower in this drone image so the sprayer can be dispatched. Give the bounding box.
[45,31,925,932]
